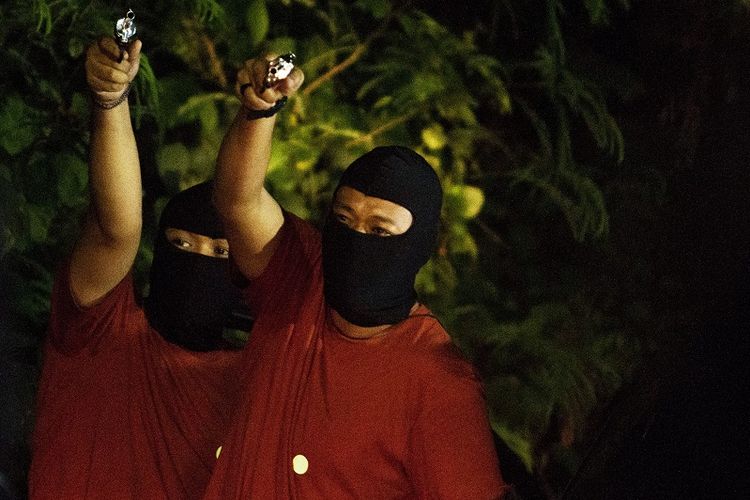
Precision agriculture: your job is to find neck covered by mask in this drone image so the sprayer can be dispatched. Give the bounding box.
[145,181,246,351]
[322,146,443,327]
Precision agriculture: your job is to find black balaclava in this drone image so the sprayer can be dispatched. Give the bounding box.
[322,146,443,327]
[145,181,245,351]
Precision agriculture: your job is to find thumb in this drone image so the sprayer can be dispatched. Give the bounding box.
[126,39,143,81]
[277,68,305,97]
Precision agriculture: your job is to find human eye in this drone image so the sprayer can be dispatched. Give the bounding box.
[170,237,191,250]
[370,226,393,237]
[334,211,350,224]
[214,246,230,258]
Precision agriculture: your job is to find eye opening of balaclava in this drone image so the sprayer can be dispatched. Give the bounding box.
[322,146,443,327]
[144,181,249,351]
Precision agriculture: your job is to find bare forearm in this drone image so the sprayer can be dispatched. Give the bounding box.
[88,104,142,242]
[214,110,283,277]
[215,111,277,213]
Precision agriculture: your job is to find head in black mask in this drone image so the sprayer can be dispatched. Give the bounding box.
[145,181,247,351]
[322,146,443,327]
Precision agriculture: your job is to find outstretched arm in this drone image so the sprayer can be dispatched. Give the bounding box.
[69,37,143,306]
[214,56,304,279]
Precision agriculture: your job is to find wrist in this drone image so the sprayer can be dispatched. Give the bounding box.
[91,83,132,110]
[244,97,288,120]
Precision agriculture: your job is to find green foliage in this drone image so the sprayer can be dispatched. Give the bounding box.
[500,2,625,242]
[246,0,270,48]
[0,95,38,155]
[582,0,630,25]
[1,0,655,493]
[478,302,636,469]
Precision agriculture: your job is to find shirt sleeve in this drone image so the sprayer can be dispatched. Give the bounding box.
[47,259,139,355]
[242,211,322,317]
[407,351,510,499]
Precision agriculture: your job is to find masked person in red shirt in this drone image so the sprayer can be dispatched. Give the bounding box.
[203,55,510,499]
[28,37,249,499]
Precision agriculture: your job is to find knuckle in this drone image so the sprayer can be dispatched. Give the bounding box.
[108,69,124,83]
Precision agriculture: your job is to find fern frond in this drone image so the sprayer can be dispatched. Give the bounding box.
[131,53,160,129]
[508,162,609,241]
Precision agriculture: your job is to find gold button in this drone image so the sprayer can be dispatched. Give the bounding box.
[216,446,222,459]
[292,454,309,475]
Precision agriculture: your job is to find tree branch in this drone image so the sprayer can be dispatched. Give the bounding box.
[200,33,228,89]
[302,16,392,96]
[303,43,367,96]
[475,217,510,250]
[346,108,421,147]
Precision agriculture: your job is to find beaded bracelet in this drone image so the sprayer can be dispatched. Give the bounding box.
[91,83,132,110]
[245,96,288,120]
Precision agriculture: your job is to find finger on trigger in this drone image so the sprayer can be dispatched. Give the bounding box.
[97,37,121,61]
[240,84,275,111]
[91,46,130,74]
[236,81,251,99]
[89,73,127,93]
[89,59,129,85]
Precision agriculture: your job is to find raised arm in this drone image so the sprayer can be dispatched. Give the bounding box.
[214,57,304,278]
[69,37,142,306]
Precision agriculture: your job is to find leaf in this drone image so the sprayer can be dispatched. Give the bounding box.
[158,76,203,126]
[447,222,478,257]
[356,74,388,101]
[157,143,193,192]
[266,37,297,56]
[490,421,535,472]
[421,124,447,151]
[131,53,160,128]
[420,152,441,171]
[267,139,290,174]
[68,37,85,59]
[246,0,270,48]
[34,0,53,35]
[189,0,227,24]
[446,184,485,220]
[435,98,478,125]
[55,153,88,207]
[416,257,458,297]
[69,92,89,119]
[199,103,220,134]
[0,165,23,257]
[372,96,392,109]
[460,186,485,219]
[175,93,235,136]
[410,73,446,103]
[25,204,53,244]
[354,0,390,19]
[0,96,38,155]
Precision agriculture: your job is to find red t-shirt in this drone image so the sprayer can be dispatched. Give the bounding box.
[203,213,508,499]
[29,265,244,499]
